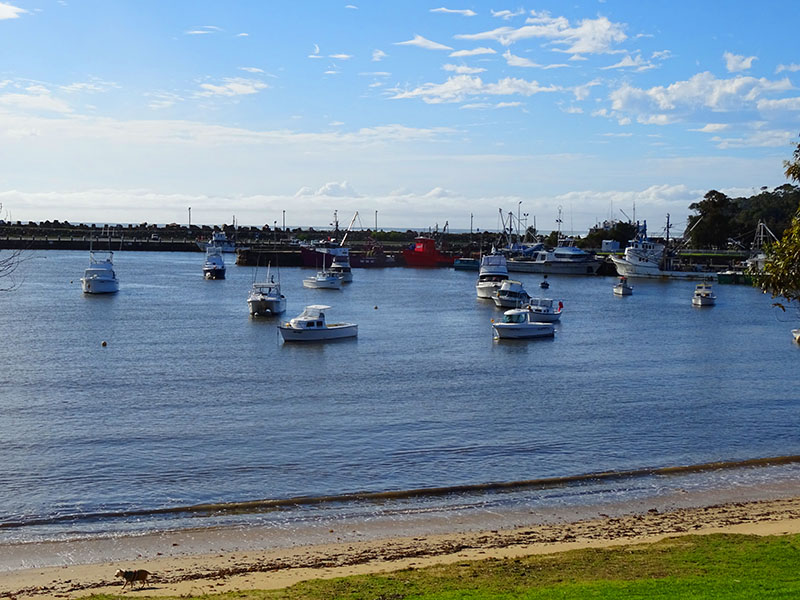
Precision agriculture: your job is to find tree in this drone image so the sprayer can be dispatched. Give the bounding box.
[686,190,735,248]
[0,247,24,291]
[751,135,800,308]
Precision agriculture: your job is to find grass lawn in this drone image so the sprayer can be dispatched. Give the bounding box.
[87,533,800,599]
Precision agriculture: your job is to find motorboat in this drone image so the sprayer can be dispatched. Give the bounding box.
[523,298,563,322]
[476,252,509,299]
[493,279,531,308]
[453,256,480,270]
[247,266,286,316]
[792,329,800,344]
[507,240,602,275]
[692,283,716,306]
[202,246,226,279]
[81,251,119,294]
[279,305,357,342]
[492,308,555,339]
[196,230,240,253]
[300,211,359,268]
[402,236,455,267]
[303,270,342,289]
[613,276,633,296]
[611,220,716,280]
[540,275,550,289]
[329,254,353,282]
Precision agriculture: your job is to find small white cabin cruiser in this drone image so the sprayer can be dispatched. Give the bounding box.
[524,298,563,322]
[81,251,119,294]
[202,246,226,279]
[476,253,509,299]
[493,279,531,308]
[303,270,342,289]
[247,267,286,316]
[692,283,716,306]
[329,255,353,282]
[613,276,633,296]
[279,305,357,342]
[492,308,555,339]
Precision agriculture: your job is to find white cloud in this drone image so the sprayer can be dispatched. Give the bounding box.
[309,44,322,58]
[756,97,800,112]
[455,13,627,56]
[491,9,525,20]
[723,51,757,73]
[711,129,794,149]
[776,63,800,73]
[372,49,387,62]
[601,53,655,72]
[430,7,477,17]
[236,33,248,37]
[0,85,73,113]
[239,67,264,73]
[185,25,222,35]
[503,50,540,68]
[197,77,267,97]
[691,123,729,133]
[449,47,496,57]
[295,181,360,197]
[391,75,558,104]
[345,4,358,9]
[394,35,453,51]
[146,91,183,110]
[329,53,353,60]
[443,64,486,74]
[495,102,523,109]
[0,2,26,19]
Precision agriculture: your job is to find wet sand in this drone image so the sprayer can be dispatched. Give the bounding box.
[3,493,800,599]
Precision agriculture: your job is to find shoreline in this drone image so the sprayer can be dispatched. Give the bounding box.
[3,488,800,599]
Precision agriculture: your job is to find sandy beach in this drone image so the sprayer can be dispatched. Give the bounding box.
[3,494,800,599]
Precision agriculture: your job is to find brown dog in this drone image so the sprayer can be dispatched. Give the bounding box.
[114,569,152,590]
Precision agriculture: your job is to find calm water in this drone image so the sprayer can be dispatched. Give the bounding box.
[1,250,799,546]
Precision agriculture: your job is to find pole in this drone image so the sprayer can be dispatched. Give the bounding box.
[375,210,378,231]
[282,210,285,231]
[188,207,191,228]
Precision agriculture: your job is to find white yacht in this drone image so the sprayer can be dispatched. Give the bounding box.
[476,253,508,299]
[279,305,357,342]
[247,266,286,316]
[691,283,717,306]
[81,251,119,294]
[202,246,226,279]
[492,308,555,339]
[196,231,240,253]
[507,240,602,275]
[523,298,563,322]
[613,276,633,296]
[329,254,353,282]
[493,279,531,308]
[303,270,342,289]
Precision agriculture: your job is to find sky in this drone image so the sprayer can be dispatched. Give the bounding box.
[1,1,799,235]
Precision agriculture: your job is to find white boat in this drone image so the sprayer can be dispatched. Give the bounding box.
[279,305,357,342]
[611,220,716,280]
[247,266,286,316]
[523,297,563,322]
[303,270,342,289]
[476,252,508,298]
[792,329,800,344]
[507,240,602,275]
[329,254,353,282]
[202,246,226,279]
[196,231,241,253]
[613,276,633,296]
[692,283,716,306]
[493,279,531,308]
[81,251,119,294]
[492,308,555,339]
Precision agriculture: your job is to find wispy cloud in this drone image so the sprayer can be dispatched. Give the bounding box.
[372,49,387,62]
[391,75,558,104]
[0,84,73,113]
[0,2,26,19]
[430,7,477,17]
[185,25,223,35]
[329,53,353,60]
[196,77,267,97]
[449,47,496,57]
[776,63,800,73]
[691,123,729,133]
[723,51,757,73]
[491,9,525,20]
[295,181,361,197]
[309,44,322,59]
[239,67,264,74]
[394,35,453,51]
[601,53,656,72]
[443,64,486,74]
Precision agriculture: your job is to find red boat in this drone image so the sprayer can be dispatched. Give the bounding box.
[401,237,455,267]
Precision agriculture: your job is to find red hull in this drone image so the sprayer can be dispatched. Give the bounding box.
[401,237,454,267]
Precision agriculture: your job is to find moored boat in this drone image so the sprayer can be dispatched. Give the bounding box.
[402,237,455,268]
[492,308,555,339]
[247,265,286,316]
[196,230,242,253]
[613,276,633,296]
[453,256,480,270]
[202,246,226,279]
[279,305,357,341]
[476,252,509,299]
[692,283,716,306]
[329,254,353,282]
[303,270,342,289]
[493,279,531,308]
[523,297,563,322]
[81,251,119,294]
[792,329,800,344]
[507,240,602,275]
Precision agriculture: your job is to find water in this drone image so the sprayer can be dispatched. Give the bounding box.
[1,250,799,550]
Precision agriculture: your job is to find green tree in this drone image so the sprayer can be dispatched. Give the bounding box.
[686,190,735,248]
[751,136,800,308]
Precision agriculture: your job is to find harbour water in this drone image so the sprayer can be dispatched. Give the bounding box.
[1,250,799,568]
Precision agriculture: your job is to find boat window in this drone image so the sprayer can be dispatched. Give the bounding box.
[306,322,315,328]
[316,321,323,327]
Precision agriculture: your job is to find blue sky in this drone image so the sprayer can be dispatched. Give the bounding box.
[1,1,799,235]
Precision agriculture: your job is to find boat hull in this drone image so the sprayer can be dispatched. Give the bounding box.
[792,329,800,344]
[203,268,225,279]
[81,278,119,294]
[279,323,357,341]
[611,256,716,281]
[692,296,716,306]
[613,285,632,296]
[476,281,503,299]
[248,298,286,316]
[303,277,342,289]
[492,322,554,339]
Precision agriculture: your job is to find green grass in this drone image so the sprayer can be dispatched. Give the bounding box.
[87,533,800,599]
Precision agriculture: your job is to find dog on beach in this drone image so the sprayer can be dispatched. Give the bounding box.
[114,569,152,590]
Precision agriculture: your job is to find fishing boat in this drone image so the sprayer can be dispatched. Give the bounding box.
[692,283,717,306]
[329,254,353,282]
[80,250,119,294]
[303,270,342,289]
[196,230,240,253]
[611,219,716,280]
[247,265,286,316]
[493,279,531,308]
[523,298,563,322]
[279,305,357,342]
[613,276,633,296]
[300,211,358,268]
[492,308,555,339]
[202,246,226,279]
[476,252,509,299]
[402,236,455,267]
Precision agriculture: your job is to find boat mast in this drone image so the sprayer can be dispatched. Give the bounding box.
[340,211,359,247]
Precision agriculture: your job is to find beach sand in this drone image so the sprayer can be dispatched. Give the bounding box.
[3,495,800,599]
